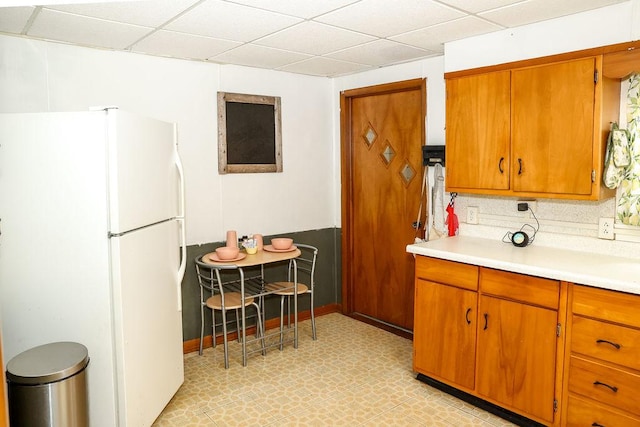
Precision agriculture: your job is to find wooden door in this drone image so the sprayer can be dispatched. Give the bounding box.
[477,295,558,423]
[446,71,511,191]
[414,279,477,389]
[512,57,596,195]
[341,79,425,334]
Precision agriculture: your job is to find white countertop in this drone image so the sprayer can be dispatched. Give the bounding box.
[406,236,640,295]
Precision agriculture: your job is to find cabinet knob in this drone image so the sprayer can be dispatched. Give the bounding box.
[498,157,504,174]
[465,308,472,325]
[517,158,523,175]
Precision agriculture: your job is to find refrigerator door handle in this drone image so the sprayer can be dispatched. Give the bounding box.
[174,125,187,312]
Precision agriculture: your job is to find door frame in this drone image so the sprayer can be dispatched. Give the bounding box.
[340,78,426,335]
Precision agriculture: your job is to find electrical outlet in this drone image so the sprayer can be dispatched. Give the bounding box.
[598,217,615,240]
[467,206,479,224]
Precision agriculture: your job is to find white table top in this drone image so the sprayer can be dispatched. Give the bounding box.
[406,236,640,295]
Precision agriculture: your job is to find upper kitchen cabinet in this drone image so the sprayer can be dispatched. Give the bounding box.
[445,70,510,191]
[445,54,620,201]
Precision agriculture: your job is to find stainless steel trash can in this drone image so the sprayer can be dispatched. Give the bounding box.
[6,342,89,427]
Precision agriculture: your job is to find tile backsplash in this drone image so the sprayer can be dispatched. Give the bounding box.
[450,194,640,260]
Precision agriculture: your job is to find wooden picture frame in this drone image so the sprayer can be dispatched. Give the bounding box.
[217,92,282,174]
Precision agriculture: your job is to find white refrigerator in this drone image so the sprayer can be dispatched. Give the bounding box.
[0,108,186,426]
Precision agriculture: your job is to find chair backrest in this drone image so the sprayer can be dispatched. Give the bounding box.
[287,244,318,289]
[195,256,216,294]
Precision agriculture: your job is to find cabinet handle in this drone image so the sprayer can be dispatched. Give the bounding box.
[465,308,471,325]
[593,381,618,393]
[591,423,605,427]
[498,157,504,174]
[596,339,621,350]
[483,313,488,330]
[517,158,523,175]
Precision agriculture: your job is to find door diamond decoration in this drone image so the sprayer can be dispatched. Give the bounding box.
[362,124,378,148]
[380,141,396,166]
[400,161,416,185]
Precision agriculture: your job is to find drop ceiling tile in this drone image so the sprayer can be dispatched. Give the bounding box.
[479,0,627,28]
[278,56,372,77]
[209,44,312,69]
[390,16,504,52]
[165,0,302,42]
[326,39,437,66]
[131,29,242,60]
[316,0,465,37]
[46,0,199,27]
[225,0,361,19]
[436,0,528,14]
[0,6,33,33]
[255,21,376,55]
[27,9,152,49]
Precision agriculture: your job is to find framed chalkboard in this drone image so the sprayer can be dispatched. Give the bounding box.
[217,92,282,174]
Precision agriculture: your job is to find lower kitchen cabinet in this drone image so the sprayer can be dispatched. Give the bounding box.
[413,257,478,390]
[477,295,558,423]
[413,256,564,426]
[562,284,640,426]
[414,279,477,389]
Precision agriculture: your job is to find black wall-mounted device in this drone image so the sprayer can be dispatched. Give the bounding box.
[423,145,445,166]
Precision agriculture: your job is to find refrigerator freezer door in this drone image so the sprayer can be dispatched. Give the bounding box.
[110,219,184,426]
[107,109,179,234]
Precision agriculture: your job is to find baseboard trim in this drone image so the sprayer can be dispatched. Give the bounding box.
[183,303,341,354]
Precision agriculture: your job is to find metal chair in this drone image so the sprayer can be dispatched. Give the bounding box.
[195,255,265,368]
[265,244,318,349]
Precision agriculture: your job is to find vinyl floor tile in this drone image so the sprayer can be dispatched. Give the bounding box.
[154,313,517,426]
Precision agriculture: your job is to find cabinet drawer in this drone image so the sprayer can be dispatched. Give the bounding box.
[567,394,640,427]
[480,268,559,309]
[568,356,640,416]
[415,256,478,291]
[573,285,640,329]
[572,316,640,371]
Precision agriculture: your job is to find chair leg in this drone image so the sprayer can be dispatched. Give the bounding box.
[310,291,317,340]
[221,309,230,369]
[253,302,266,356]
[235,309,242,343]
[211,311,217,348]
[279,295,285,351]
[199,304,205,356]
[286,295,291,329]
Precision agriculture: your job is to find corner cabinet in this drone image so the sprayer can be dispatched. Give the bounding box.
[413,256,566,426]
[445,55,619,200]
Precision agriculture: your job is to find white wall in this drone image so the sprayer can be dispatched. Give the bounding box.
[0,35,335,245]
[445,1,635,72]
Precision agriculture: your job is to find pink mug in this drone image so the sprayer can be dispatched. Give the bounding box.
[254,234,263,250]
[226,230,237,248]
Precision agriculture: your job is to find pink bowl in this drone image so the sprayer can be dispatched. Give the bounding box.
[271,238,293,250]
[215,246,240,260]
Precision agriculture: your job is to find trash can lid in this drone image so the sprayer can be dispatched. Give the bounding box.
[6,341,89,385]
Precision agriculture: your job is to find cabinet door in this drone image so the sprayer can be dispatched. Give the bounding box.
[414,279,477,389]
[512,57,596,195]
[446,71,511,191]
[477,295,558,423]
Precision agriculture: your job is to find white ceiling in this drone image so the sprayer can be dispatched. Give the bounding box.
[0,0,628,77]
